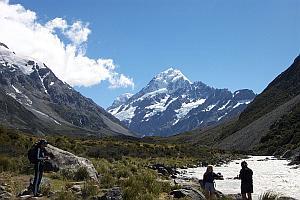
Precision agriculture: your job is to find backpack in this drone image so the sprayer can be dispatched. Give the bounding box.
[27,145,38,164]
[44,160,59,172]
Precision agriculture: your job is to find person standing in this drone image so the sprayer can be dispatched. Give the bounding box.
[203,165,222,200]
[31,139,50,197]
[239,161,253,200]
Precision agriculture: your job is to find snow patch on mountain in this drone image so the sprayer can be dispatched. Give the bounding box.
[144,95,179,119]
[31,108,61,125]
[218,100,231,111]
[111,105,137,123]
[175,98,206,119]
[218,112,228,121]
[0,46,35,75]
[12,85,21,94]
[204,104,217,112]
[233,100,251,109]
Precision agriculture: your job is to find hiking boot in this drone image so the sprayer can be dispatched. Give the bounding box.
[33,193,43,197]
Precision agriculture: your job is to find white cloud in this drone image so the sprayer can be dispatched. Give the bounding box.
[45,18,67,31]
[0,1,134,88]
[64,21,90,45]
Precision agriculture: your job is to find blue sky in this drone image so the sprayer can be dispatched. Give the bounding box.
[8,0,300,108]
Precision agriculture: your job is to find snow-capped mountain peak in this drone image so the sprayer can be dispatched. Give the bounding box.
[108,67,256,137]
[154,68,191,84]
[140,68,192,95]
[109,93,134,109]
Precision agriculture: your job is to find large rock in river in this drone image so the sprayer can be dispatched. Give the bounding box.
[46,144,99,181]
[170,186,205,200]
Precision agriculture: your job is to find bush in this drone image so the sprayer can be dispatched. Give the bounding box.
[81,181,99,199]
[100,173,116,188]
[60,169,74,180]
[40,181,53,197]
[54,190,77,200]
[74,167,90,181]
[0,155,19,172]
[115,165,132,179]
[122,169,171,200]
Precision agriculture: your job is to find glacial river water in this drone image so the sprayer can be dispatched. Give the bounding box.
[178,156,300,199]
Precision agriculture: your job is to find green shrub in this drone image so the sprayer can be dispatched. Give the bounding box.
[74,167,90,181]
[40,181,53,197]
[115,165,132,179]
[81,181,99,199]
[48,172,61,180]
[0,155,19,172]
[54,190,77,200]
[100,173,116,188]
[122,169,171,200]
[60,169,74,180]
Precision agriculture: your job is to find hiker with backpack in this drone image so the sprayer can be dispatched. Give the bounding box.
[28,139,51,197]
[203,165,223,200]
[239,161,253,200]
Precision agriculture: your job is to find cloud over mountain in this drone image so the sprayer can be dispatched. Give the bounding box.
[0,0,134,88]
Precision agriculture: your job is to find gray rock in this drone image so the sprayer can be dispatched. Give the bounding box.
[288,149,300,165]
[170,186,205,200]
[282,150,294,159]
[46,144,99,181]
[0,186,5,192]
[227,194,243,200]
[97,187,123,200]
[70,185,82,192]
[0,192,12,200]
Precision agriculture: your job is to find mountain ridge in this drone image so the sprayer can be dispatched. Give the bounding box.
[170,55,300,157]
[0,43,133,137]
[108,68,256,137]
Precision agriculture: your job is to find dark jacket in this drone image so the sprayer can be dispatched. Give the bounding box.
[239,167,253,184]
[203,172,220,184]
[36,147,48,163]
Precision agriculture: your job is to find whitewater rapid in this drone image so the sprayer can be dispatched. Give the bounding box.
[178,156,300,199]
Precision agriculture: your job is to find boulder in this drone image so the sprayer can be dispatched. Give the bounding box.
[282,150,294,159]
[149,164,179,176]
[94,187,123,200]
[0,183,12,200]
[288,148,300,165]
[170,186,205,200]
[46,144,99,181]
[0,192,13,200]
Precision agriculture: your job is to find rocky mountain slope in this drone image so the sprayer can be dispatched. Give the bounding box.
[216,55,300,152]
[172,55,300,156]
[0,42,132,136]
[108,68,255,136]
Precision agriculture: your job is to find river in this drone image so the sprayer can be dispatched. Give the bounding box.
[178,156,300,199]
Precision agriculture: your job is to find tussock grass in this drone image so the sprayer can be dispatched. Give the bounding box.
[259,191,281,200]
